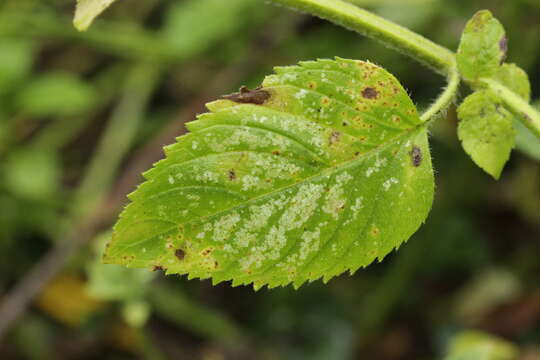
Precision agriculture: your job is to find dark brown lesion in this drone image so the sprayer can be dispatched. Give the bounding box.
[221,86,270,105]
[499,36,508,64]
[361,87,379,99]
[410,146,422,167]
[228,169,236,181]
[175,249,185,261]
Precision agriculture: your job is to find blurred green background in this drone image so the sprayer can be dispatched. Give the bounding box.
[0,0,539,359]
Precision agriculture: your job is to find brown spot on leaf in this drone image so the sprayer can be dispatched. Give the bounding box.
[228,169,236,181]
[175,249,185,261]
[152,265,164,272]
[272,150,281,155]
[410,146,422,167]
[362,87,379,99]
[222,86,270,105]
[329,131,341,145]
[499,36,508,64]
[201,248,212,256]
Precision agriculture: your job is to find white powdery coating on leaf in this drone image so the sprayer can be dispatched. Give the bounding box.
[295,89,309,99]
[344,196,364,225]
[196,170,220,183]
[365,157,388,177]
[241,175,261,191]
[229,196,288,252]
[251,155,302,178]
[382,177,399,191]
[212,213,241,242]
[239,183,324,271]
[322,172,353,219]
[299,227,321,261]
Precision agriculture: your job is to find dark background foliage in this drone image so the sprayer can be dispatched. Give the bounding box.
[0,0,539,359]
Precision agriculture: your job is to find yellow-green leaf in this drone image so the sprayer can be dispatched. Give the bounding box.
[457,10,507,82]
[444,331,518,360]
[74,0,117,31]
[457,91,515,179]
[105,58,434,289]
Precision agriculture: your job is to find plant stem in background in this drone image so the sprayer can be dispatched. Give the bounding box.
[72,63,160,219]
[0,63,161,343]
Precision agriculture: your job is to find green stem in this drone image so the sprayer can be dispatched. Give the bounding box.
[269,0,455,74]
[421,65,460,123]
[72,62,161,219]
[481,78,540,139]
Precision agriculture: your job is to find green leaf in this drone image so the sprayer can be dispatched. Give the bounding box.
[74,0,117,31]
[0,38,34,95]
[457,10,507,81]
[493,63,531,101]
[105,58,434,289]
[16,72,95,117]
[86,233,154,301]
[163,0,257,58]
[4,147,60,200]
[457,91,515,179]
[444,331,518,360]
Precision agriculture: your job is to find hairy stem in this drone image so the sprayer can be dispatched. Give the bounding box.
[420,66,460,123]
[268,0,455,74]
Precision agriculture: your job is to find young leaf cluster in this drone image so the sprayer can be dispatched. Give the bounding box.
[456,10,532,179]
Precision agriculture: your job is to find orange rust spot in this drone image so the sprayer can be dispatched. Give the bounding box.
[321,96,331,106]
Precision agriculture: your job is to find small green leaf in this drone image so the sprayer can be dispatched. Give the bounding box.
[444,330,518,360]
[0,38,34,95]
[16,72,95,117]
[457,91,515,179]
[4,147,60,200]
[74,0,117,31]
[493,63,531,101]
[163,0,257,58]
[87,233,154,301]
[457,10,507,81]
[105,58,434,289]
